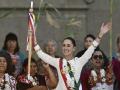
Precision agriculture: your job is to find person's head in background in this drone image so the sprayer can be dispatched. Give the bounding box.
[91,50,104,70]
[22,58,37,76]
[44,39,57,57]
[90,47,109,70]
[3,32,20,54]
[117,35,120,52]
[0,51,15,76]
[84,34,95,49]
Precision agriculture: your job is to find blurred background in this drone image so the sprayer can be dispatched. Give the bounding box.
[0,0,119,57]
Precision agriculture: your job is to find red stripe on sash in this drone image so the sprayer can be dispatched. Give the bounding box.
[59,59,70,90]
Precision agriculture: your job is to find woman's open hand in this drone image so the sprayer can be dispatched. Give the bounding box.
[99,22,112,38]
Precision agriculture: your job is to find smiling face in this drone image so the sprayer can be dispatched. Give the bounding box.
[91,51,104,68]
[0,57,7,74]
[62,39,75,59]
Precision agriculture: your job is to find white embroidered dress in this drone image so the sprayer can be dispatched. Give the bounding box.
[0,73,16,90]
[34,41,99,90]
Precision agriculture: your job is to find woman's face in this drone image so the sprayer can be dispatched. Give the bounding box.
[62,39,75,58]
[0,57,7,73]
[91,51,103,68]
[84,37,94,49]
[24,62,37,76]
[7,40,17,52]
[30,62,37,76]
[45,41,56,56]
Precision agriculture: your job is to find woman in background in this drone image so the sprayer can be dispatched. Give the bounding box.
[76,34,95,58]
[17,58,47,90]
[76,34,109,69]
[112,35,120,90]
[0,51,16,90]
[81,48,113,90]
[2,32,26,77]
[43,39,59,89]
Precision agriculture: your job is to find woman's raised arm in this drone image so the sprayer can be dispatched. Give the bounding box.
[33,34,59,67]
[78,22,112,66]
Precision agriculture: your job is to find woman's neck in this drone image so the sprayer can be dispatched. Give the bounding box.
[65,54,73,61]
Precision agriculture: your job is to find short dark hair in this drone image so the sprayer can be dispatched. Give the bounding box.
[0,51,15,76]
[19,58,37,75]
[91,47,109,69]
[23,58,37,68]
[3,32,20,54]
[63,37,76,47]
[84,34,95,41]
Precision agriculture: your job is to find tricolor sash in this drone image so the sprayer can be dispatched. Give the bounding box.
[59,58,70,90]
[59,59,81,90]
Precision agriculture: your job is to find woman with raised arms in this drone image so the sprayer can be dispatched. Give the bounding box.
[34,22,112,90]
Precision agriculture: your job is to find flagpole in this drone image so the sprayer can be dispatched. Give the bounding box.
[27,1,33,79]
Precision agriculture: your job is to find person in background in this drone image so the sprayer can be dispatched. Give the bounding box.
[76,34,96,71]
[0,51,16,90]
[113,35,120,59]
[76,34,95,58]
[112,35,120,90]
[43,39,59,89]
[81,48,113,90]
[32,39,58,89]
[16,58,47,90]
[76,34,109,69]
[1,32,26,77]
[37,58,59,90]
[44,39,59,58]
[42,62,58,90]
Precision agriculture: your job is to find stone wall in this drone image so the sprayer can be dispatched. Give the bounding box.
[0,0,119,57]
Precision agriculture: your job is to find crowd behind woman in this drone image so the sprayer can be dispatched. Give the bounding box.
[0,26,120,90]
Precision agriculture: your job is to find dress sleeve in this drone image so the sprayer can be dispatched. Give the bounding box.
[34,44,59,67]
[77,40,99,67]
[73,40,99,82]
